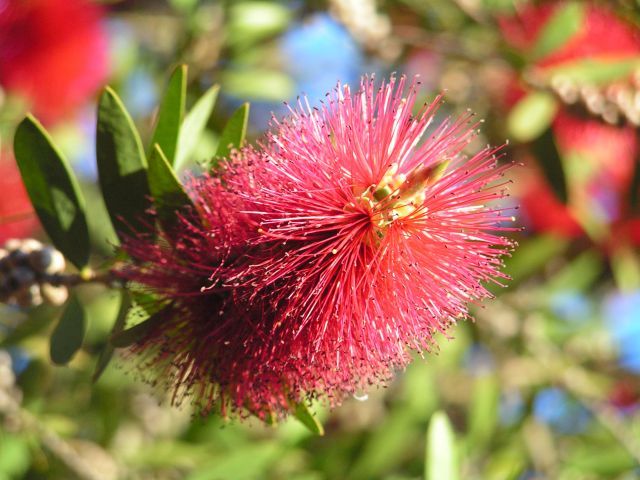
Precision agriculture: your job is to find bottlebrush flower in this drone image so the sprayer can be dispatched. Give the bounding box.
[499,2,640,243]
[0,153,38,244]
[0,0,108,124]
[119,76,514,420]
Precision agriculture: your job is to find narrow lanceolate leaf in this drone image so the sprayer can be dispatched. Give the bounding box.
[532,127,568,203]
[174,84,220,171]
[93,290,131,382]
[214,102,250,160]
[293,401,324,436]
[148,143,194,230]
[110,307,168,348]
[531,2,584,61]
[50,294,86,365]
[14,115,90,269]
[426,411,458,480]
[150,64,188,164]
[96,86,150,240]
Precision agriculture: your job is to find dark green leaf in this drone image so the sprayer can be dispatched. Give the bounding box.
[50,294,86,365]
[531,2,584,60]
[507,92,557,143]
[293,401,324,436]
[13,115,90,269]
[426,411,457,480]
[110,307,168,348]
[629,131,640,212]
[96,86,150,240]
[93,290,131,382]
[532,127,567,203]
[150,64,188,164]
[214,103,250,160]
[175,84,220,171]
[148,144,194,231]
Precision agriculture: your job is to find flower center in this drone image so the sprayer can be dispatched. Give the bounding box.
[347,159,450,228]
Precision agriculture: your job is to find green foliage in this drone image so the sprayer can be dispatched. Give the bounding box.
[96,87,150,240]
[292,401,324,436]
[148,143,195,231]
[150,64,188,164]
[49,294,86,365]
[425,411,458,480]
[507,92,558,143]
[531,128,568,203]
[175,84,220,171]
[214,102,250,160]
[13,116,90,269]
[531,2,584,60]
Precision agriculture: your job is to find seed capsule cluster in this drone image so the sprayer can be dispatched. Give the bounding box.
[0,239,68,307]
[528,69,640,126]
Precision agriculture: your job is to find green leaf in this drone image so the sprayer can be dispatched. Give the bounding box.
[531,2,584,60]
[50,294,86,365]
[628,131,640,212]
[467,375,499,448]
[148,144,194,231]
[507,91,558,143]
[502,234,570,285]
[214,103,250,160]
[93,290,131,382]
[545,57,640,86]
[96,86,150,240]
[532,127,568,203]
[220,69,295,102]
[293,401,324,436]
[426,411,458,480]
[175,84,220,171]
[110,307,168,348]
[13,115,90,269]
[150,64,187,164]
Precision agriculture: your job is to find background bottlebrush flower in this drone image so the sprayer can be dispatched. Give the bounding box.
[500,1,640,243]
[0,0,109,124]
[119,75,514,420]
[0,152,38,244]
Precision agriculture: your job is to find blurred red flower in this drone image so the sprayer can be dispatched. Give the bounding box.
[0,0,109,124]
[500,2,640,244]
[0,153,38,244]
[118,76,514,419]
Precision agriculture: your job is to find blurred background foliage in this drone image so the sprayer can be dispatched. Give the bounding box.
[3,0,640,478]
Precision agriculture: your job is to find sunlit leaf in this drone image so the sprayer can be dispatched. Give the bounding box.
[175,84,220,171]
[96,86,150,240]
[426,411,458,480]
[110,307,168,348]
[13,115,90,269]
[544,57,640,85]
[50,294,86,365]
[531,2,584,60]
[507,91,558,143]
[148,144,195,231]
[214,103,250,160]
[293,401,324,436]
[150,64,188,164]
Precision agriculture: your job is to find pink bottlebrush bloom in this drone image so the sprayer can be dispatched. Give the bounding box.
[0,0,109,124]
[119,76,514,419]
[0,152,39,244]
